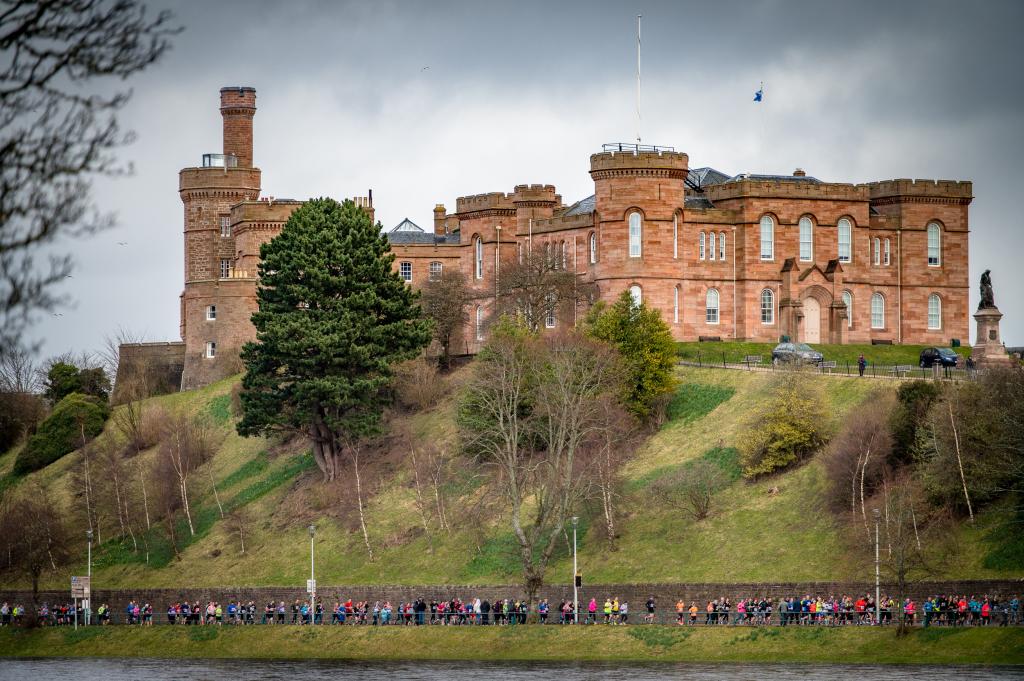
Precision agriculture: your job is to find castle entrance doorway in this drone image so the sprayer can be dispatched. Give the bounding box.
[803,297,821,343]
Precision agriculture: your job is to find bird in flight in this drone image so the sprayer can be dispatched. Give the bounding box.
[53,312,63,317]
[421,66,430,71]
[117,241,128,246]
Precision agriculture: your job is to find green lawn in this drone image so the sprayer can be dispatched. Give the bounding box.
[0,625,1021,664]
[676,341,971,367]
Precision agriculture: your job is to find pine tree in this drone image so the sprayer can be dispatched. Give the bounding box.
[237,198,432,481]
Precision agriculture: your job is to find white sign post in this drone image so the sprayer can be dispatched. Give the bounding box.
[306,579,316,594]
[71,576,90,630]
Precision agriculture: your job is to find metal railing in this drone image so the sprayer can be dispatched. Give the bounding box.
[601,142,676,153]
[684,352,980,381]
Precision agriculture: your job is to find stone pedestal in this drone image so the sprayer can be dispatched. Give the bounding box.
[973,306,1013,367]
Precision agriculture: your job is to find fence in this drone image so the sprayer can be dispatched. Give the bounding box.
[684,352,979,381]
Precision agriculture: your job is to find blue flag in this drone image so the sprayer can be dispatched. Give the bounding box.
[753,86,763,102]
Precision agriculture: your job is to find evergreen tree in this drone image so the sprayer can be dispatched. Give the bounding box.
[237,198,432,481]
[584,290,677,419]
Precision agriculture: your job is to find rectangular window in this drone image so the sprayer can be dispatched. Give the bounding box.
[928,295,941,329]
[719,232,726,261]
[220,259,231,278]
[874,238,880,266]
[799,220,813,261]
[628,214,642,258]
[206,305,216,321]
[429,261,442,280]
[838,220,852,263]
[699,233,705,260]
[205,341,216,359]
[928,227,941,266]
[884,239,891,266]
[708,232,716,261]
[400,261,412,282]
[672,215,678,259]
[760,219,774,261]
[220,216,231,237]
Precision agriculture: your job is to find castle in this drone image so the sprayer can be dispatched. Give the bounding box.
[116,86,973,393]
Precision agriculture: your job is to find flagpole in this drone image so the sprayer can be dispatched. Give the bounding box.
[636,14,642,145]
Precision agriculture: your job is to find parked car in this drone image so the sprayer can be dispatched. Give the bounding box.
[919,347,960,368]
[771,342,824,365]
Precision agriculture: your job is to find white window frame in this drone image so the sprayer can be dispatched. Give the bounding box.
[220,258,231,279]
[589,232,597,265]
[475,306,484,341]
[760,288,774,325]
[205,341,216,359]
[475,237,483,279]
[220,216,231,238]
[628,213,642,258]
[699,232,705,260]
[760,215,774,261]
[399,261,412,282]
[874,238,881,266]
[799,217,813,262]
[708,232,716,261]
[928,294,941,330]
[206,305,216,321]
[545,294,557,329]
[561,241,567,270]
[838,218,852,263]
[429,261,442,280]
[719,231,726,261]
[673,285,680,324]
[706,288,720,324]
[871,293,885,330]
[927,223,941,266]
[884,238,891,266]
[842,290,853,328]
[628,284,642,307]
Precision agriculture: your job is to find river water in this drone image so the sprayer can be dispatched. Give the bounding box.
[0,660,1022,680]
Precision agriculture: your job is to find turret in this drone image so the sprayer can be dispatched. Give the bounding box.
[220,86,256,168]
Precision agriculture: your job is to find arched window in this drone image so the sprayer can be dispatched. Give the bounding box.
[400,261,412,281]
[706,288,720,324]
[760,288,774,325]
[842,290,853,328]
[629,284,642,307]
[628,212,642,258]
[927,223,941,266]
[699,232,706,260]
[708,232,716,261]
[873,238,880,266]
[799,217,813,262]
[475,306,484,340]
[589,232,597,264]
[838,218,852,263]
[884,238,891,266]
[719,231,726,261]
[544,241,551,267]
[206,305,217,321]
[871,293,885,329]
[928,294,942,330]
[561,241,567,270]
[673,285,680,324]
[673,213,679,259]
[759,215,774,261]
[475,236,483,279]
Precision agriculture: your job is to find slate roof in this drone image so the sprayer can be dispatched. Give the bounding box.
[728,173,823,183]
[562,194,596,216]
[687,167,731,187]
[387,231,461,245]
[390,217,424,232]
[684,196,715,209]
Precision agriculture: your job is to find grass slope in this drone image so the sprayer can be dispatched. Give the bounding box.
[0,626,1021,664]
[4,365,1021,590]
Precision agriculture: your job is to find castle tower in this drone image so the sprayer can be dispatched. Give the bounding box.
[589,145,688,309]
[178,87,262,390]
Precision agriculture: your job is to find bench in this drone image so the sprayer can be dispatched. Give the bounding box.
[819,360,837,373]
[743,355,762,369]
[699,335,722,342]
[871,338,894,345]
[889,365,913,377]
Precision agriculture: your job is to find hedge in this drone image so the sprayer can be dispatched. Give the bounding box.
[12,392,110,475]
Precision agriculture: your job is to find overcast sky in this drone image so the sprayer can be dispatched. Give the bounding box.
[28,0,1024,359]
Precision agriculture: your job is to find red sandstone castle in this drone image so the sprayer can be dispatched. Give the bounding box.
[119,86,973,392]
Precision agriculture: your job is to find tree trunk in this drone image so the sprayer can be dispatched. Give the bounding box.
[410,450,433,552]
[180,479,194,536]
[948,401,974,523]
[138,463,151,530]
[208,467,224,519]
[351,445,374,560]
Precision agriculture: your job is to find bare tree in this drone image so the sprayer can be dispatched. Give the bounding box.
[224,507,249,554]
[651,459,727,521]
[0,345,40,392]
[460,324,622,602]
[583,396,639,546]
[0,0,179,353]
[496,247,594,333]
[0,482,71,615]
[161,414,219,536]
[419,269,470,368]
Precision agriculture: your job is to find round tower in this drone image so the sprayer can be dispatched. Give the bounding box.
[178,87,262,390]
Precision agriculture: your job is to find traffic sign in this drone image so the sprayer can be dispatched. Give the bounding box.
[71,575,91,598]
[306,579,316,594]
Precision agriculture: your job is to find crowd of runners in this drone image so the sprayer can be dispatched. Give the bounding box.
[2,593,1020,627]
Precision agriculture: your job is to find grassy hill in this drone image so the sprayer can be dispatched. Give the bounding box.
[0,364,1019,590]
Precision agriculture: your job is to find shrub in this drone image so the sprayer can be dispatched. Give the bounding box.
[393,358,447,412]
[889,380,941,466]
[738,375,830,478]
[0,393,46,453]
[823,392,894,517]
[12,393,110,475]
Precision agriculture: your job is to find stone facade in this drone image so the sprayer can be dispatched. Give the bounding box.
[119,87,974,393]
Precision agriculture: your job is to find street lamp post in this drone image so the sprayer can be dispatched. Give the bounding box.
[873,508,881,625]
[571,516,579,625]
[308,524,316,625]
[86,529,93,626]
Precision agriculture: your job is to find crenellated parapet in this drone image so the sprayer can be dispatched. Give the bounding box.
[867,179,973,205]
[512,184,558,207]
[705,179,868,203]
[589,149,689,180]
[178,167,261,200]
[456,191,515,216]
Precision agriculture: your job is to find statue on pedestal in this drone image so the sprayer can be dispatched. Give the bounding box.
[979,270,995,309]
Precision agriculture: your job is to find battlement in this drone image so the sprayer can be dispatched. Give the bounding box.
[530,212,595,234]
[589,148,689,177]
[179,166,261,194]
[867,178,973,201]
[456,191,515,214]
[512,184,558,204]
[705,178,868,202]
[230,198,303,225]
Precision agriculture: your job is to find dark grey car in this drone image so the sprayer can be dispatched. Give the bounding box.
[771,342,824,365]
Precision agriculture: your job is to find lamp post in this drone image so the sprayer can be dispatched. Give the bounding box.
[873,508,881,625]
[308,524,316,625]
[86,529,93,626]
[571,516,579,625]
